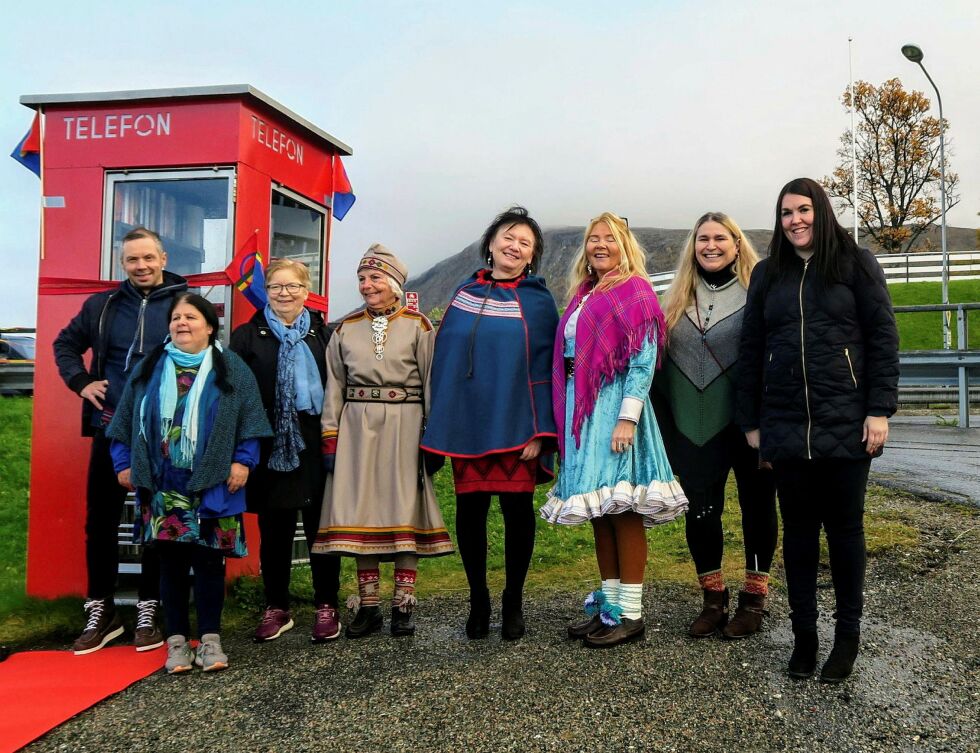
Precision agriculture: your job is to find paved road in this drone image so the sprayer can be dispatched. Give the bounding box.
[872,414,980,505]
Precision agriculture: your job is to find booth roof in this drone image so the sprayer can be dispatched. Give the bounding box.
[19,83,352,156]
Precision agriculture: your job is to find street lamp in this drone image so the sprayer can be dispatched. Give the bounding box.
[902,43,950,349]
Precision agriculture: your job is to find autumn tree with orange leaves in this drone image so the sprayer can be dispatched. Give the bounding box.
[822,78,959,253]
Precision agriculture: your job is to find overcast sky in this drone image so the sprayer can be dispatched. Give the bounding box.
[2,0,977,324]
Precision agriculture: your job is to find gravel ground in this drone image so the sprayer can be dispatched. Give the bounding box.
[27,496,980,753]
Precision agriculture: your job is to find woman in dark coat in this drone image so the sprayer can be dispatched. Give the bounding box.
[736,177,899,683]
[230,259,342,643]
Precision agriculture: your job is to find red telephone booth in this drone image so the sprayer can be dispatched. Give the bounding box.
[21,85,353,597]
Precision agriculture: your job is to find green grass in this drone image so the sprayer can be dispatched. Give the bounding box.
[890,279,980,350]
[0,396,31,615]
[0,394,925,648]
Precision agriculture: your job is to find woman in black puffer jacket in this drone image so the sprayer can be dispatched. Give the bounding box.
[736,177,899,684]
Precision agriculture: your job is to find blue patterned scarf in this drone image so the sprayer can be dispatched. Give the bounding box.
[264,305,324,471]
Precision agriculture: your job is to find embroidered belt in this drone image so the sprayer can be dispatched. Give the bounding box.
[565,358,575,377]
[345,385,422,403]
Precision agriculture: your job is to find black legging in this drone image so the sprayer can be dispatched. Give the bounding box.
[671,424,778,577]
[455,492,536,596]
[158,542,226,637]
[258,505,341,609]
[774,457,871,636]
[86,430,160,601]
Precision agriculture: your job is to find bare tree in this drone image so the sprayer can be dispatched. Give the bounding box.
[823,78,959,252]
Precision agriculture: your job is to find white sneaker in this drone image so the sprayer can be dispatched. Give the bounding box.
[194,633,228,672]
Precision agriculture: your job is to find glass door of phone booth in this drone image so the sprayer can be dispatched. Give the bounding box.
[102,168,236,338]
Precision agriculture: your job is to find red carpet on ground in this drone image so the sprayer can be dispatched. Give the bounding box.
[0,646,162,752]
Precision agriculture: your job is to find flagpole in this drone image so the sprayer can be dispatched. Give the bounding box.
[849,37,858,244]
[38,107,46,261]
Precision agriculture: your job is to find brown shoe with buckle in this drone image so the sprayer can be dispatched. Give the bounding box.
[583,617,645,648]
[73,599,125,655]
[722,590,766,640]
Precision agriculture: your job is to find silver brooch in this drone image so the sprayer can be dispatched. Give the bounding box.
[371,316,389,360]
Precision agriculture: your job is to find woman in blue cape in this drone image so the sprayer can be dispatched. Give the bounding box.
[422,206,559,640]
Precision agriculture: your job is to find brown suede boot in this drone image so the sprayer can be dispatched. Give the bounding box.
[722,590,766,639]
[688,588,729,638]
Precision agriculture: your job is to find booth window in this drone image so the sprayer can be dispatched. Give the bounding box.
[271,187,326,294]
[103,169,235,282]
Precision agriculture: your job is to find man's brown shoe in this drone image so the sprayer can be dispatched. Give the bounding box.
[73,599,125,655]
[134,600,164,651]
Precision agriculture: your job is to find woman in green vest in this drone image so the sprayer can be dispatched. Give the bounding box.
[653,212,777,639]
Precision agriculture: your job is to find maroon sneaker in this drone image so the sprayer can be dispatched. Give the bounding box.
[254,607,294,642]
[311,604,342,643]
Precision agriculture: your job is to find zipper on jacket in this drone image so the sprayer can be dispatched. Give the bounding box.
[138,296,148,353]
[799,259,812,459]
[844,347,857,388]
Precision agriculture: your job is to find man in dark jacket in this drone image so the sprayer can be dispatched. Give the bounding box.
[54,227,187,654]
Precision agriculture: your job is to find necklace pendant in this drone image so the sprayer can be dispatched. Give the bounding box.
[371,315,389,360]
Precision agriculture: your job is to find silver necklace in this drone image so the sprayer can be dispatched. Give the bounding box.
[371,315,389,360]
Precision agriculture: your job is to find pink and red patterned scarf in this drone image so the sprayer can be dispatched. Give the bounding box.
[552,274,666,453]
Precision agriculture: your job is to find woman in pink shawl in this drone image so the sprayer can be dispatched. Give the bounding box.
[541,212,687,648]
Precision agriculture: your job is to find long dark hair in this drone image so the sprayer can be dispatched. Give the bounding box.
[766,177,858,285]
[135,293,231,393]
[479,205,545,274]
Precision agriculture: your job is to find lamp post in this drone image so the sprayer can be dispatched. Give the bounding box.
[902,43,950,349]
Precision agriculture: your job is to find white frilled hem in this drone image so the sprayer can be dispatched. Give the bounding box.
[540,479,689,528]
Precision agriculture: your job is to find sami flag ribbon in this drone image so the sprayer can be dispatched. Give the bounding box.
[223,234,268,310]
[10,113,41,177]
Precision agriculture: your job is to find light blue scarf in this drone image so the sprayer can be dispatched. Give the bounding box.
[264,305,324,471]
[139,341,217,469]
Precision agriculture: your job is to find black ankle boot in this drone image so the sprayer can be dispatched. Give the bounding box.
[820,633,860,683]
[788,629,819,679]
[466,589,491,640]
[501,589,525,640]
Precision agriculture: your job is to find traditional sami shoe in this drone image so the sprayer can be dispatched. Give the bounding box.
[390,608,416,637]
[583,617,646,648]
[345,606,383,638]
[567,614,604,640]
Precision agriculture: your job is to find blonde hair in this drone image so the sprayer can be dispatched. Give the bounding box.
[266,258,312,288]
[663,212,759,331]
[566,212,649,302]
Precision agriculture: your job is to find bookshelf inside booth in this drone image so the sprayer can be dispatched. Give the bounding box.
[102,169,236,319]
[270,186,326,295]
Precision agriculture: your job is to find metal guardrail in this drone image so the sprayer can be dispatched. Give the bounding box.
[650,250,980,293]
[896,303,978,428]
[0,362,34,393]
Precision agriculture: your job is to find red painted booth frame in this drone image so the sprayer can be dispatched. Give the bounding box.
[20,85,353,598]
